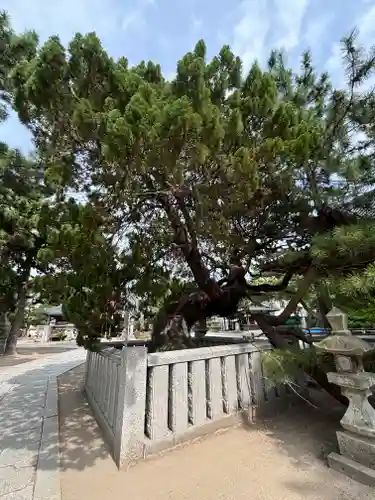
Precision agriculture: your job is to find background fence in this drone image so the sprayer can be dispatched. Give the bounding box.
[85,340,303,468]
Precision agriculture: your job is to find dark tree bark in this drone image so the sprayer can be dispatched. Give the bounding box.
[150,267,347,406]
[0,311,10,355]
[5,282,27,355]
[158,192,221,299]
[152,192,349,405]
[150,281,347,405]
[4,251,34,356]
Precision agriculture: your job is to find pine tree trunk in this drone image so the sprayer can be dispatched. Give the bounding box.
[159,194,221,299]
[4,250,35,356]
[5,283,27,356]
[0,311,10,355]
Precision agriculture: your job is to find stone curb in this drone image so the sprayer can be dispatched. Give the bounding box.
[33,361,85,500]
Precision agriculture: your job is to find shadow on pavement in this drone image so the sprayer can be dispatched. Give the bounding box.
[251,388,345,464]
[59,365,111,472]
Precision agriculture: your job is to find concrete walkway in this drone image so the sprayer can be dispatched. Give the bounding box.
[0,348,86,500]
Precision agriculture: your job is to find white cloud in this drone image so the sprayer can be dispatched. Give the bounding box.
[357,4,375,44]
[189,16,203,47]
[271,0,308,52]
[303,13,333,52]
[325,42,344,86]
[122,0,156,35]
[3,0,124,46]
[232,0,271,71]
[231,0,309,73]
[192,17,202,31]
[2,0,155,53]
[122,10,145,33]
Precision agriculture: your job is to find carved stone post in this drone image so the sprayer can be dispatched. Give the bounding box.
[42,323,51,343]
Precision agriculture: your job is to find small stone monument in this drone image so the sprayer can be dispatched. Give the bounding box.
[42,322,51,343]
[314,307,375,486]
[128,320,136,340]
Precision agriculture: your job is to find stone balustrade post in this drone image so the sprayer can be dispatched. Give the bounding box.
[113,346,148,468]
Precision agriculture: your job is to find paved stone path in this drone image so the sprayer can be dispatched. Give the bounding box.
[0,349,86,500]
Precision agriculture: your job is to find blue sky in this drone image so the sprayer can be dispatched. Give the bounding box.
[2,0,375,153]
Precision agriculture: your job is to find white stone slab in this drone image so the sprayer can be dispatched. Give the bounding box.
[206,357,223,419]
[250,350,265,405]
[236,353,252,409]
[222,355,238,413]
[169,362,188,433]
[114,346,147,468]
[146,365,169,440]
[189,360,207,425]
[148,343,260,366]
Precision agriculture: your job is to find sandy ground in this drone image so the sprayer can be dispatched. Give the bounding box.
[0,343,77,369]
[58,366,374,500]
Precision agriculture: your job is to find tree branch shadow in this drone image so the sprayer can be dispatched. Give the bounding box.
[246,388,345,469]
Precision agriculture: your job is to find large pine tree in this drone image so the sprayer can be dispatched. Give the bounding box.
[3,13,375,400]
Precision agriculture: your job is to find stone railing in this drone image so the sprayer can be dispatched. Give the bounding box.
[84,347,122,448]
[84,342,300,469]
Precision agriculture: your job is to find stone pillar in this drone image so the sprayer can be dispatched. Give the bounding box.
[113,346,147,468]
[128,319,135,340]
[121,311,130,341]
[314,307,375,487]
[42,323,51,343]
[139,312,145,332]
[299,306,308,330]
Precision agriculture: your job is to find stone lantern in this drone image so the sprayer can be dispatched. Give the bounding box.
[326,306,349,334]
[314,307,375,486]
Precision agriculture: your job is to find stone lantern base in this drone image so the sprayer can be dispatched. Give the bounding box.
[312,315,375,487]
[328,431,375,487]
[325,371,375,487]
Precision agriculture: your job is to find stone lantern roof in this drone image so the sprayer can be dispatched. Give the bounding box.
[314,335,374,357]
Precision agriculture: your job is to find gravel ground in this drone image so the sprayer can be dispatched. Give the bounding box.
[58,366,374,500]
